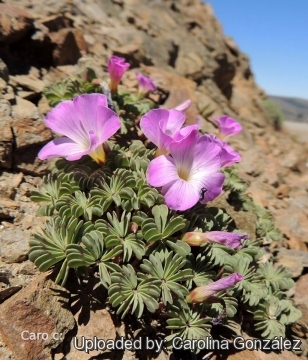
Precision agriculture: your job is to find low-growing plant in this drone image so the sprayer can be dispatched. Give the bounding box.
[30,57,301,354]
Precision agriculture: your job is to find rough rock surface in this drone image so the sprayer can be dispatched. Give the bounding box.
[0,0,307,359]
[0,273,75,360]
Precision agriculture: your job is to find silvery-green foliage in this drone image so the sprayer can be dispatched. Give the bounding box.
[185,253,216,289]
[29,76,302,350]
[109,264,161,318]
[165,301,212,353]
[139,251,193,305]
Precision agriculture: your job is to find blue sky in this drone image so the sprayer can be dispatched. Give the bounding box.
[206,0,308,99]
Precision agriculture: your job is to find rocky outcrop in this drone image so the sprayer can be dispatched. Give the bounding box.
[0,0,307,359]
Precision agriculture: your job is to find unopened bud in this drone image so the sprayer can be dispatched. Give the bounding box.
[182,231,247,249]
[182,232,208,246]
[186,273,243,303]
[130,222,138,233]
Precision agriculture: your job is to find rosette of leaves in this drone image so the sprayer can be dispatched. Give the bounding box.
[139,251,193,305]
[56,191,103,220]
[108,264,160,318]
[224,254,267,306]
[30,173,80,216]
[221,166,282,244]
[139,204,190,256]
[276,296,302,326]
[256,215,282,242]
[256,262,294,292]
[236,238,265,262]
[254,295,286,338]
[65,230,122,288]
[223,167,248,193]
[107,140,154,173]
[165,301,212,353]
[201,243,235,266]
[90,168,137,212]
[29,216,84,285]
[110,91,155,134]
[95,211,145,262]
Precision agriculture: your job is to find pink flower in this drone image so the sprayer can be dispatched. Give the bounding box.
[38,94,121,163]
[147,130,225,211]
[186,273,244,303]
[213,115,242,137]
[174,99,191,112]
[140,108,198,156]
[209,135,241,167]
[136,72,156,94]
[182,231,248,249]
[108,56,130,92]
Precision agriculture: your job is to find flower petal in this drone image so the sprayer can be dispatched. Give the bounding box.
[45,100,90,146]
[108,56,130,91]
[108,56,130,82]
[173,124,199,141]
[199,172,225,203]
[214,115,242,137]
[147,155,178,187]
[73,93,108,135]
[174,99,191,112]
[159,109,186,137]
[136,72,156,92]
[140,109,171,148]
[204,231,248,249]
[162,179,200,211]
[220,141,241,167]
[95,105,121,142]
[38,138,89,161]
[191,135,223,173]
[169,129,199,169]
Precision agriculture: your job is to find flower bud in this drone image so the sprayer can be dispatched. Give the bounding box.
[136,72,156,95]
[108,56,130,93]
[186,273,243,303]
[213,115,242,137]
[130,222,138,233]
[182,231,247,249]
[182,232,206,246]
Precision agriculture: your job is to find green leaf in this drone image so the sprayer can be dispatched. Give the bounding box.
[140,252,193,305]
[257,262,294,291]
[108,265,160,318]
[166,301,211,353]
[29,216,84,281]
[95,212,145,261]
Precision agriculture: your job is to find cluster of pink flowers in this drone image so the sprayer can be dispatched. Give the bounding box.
[39,55,243,212]
[141,107,242,211]
[38,55,245,303]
